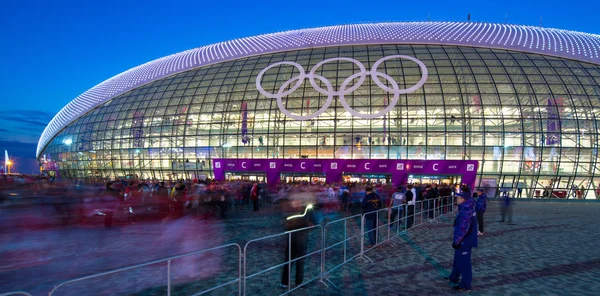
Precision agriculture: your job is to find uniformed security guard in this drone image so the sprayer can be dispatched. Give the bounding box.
[445,193,478,292]
[280,198,317,289]
[475,188,487,235]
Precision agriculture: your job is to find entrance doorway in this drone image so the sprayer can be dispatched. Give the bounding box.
[407,174,461,185]
[225,172,266,182]
[281,173,326,184]
[343,174,391,185]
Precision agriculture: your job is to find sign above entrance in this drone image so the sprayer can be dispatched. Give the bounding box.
[213,158,478,189]
[255,55,428,120]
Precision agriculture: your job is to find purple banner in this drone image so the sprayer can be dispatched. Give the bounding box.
[213,158,479,189]
[241,101,248,144]
[383,95,387,142]
[546,98,563,145]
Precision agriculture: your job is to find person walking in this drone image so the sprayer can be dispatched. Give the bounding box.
[445,193,478,292]
[340,185,350,212]
[101,182,120,228]
[499,191,513,223]
[170,181,186,218]
[154,182,170,217]
[475,188,487,235]
[388,186,405,229]
[123,181,138,224]
[251,182,260,212]
[362,187,381,247]
[280,199,317,289]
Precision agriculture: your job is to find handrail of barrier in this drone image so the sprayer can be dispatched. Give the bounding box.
[361,207,394,255]
[388,204,406,240]
[406,200,424,231]
[359,208,381,261]
[419,199,425,226]
[321,214,362,279]
[320,214,363,288]
[427,196,439,223]
[48,243,242,296]
[386,205,403,245]
[242,224,323,296]
[30,194,460,296]
[0,292,33,296]
[399,196,456,238]
[434,196,446,219]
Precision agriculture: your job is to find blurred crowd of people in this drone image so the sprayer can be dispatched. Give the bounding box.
[1,173,476,230]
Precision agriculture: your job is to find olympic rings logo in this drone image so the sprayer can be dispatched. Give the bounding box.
[256,55,428,120]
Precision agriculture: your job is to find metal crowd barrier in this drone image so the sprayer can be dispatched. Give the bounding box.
[243,224,324,296]
[48,243,242,296]
[321,214,363,287]
[386,204,404,243]
[361,207,392,260]
[12,195,459,296]
[429,196,449,223]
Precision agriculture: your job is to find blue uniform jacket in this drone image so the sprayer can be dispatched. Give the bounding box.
[453,198,478,248]
[476,193,487,213]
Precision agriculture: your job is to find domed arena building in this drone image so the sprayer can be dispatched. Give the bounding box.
[38,22,600,198]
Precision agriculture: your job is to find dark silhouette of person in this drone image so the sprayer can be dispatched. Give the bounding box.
[280,199,317,289]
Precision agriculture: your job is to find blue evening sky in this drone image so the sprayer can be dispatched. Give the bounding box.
[0,0,598,173]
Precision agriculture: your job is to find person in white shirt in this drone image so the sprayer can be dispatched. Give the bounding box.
[409,186,417,205]
[325,184,336,200]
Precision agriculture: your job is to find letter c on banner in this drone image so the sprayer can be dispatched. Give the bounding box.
[242,162,247,169]
[365,162,370,170]
[301,162,306,169]
[433,163,439,171]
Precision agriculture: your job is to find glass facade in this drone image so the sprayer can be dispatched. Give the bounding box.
[40,45,600,197]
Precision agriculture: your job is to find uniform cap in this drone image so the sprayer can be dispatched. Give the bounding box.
[457,193,471,199]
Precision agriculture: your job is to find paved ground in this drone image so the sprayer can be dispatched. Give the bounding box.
[307,201,600,296]
[1,199,600,295]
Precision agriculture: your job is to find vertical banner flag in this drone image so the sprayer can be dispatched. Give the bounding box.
[383,95,388,142]
[174,106,187,125]
[493,146,502,160]
[177,106,190,125]
[305,99,312,127]
[4,150,9,173]
[241,101,248,144]
[472,95,482,114]
[546,98,563,145]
